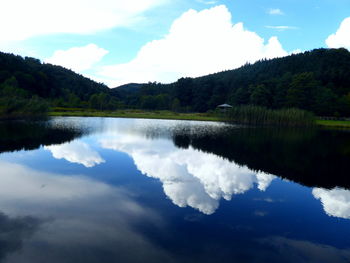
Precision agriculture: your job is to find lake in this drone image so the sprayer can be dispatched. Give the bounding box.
[0,117,350,263]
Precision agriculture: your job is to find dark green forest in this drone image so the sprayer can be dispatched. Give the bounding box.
[1,48,350,117]
[0,52,119,116]
[113,48,350,116]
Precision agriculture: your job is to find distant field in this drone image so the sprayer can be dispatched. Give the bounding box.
[316,120,350,128]
[50,108,350,128]
[50,109,222,122]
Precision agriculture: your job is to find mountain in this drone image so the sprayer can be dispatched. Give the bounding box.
[0,52,122,114]
[117,48,350,116]
[1,48,350,117]
[0,52,109,100]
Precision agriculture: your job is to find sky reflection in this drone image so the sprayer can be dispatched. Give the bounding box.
[100,134,275,214]
[0,160,171,263]
[45,140,105,168]
[0,118,350,262]
[313,187,350,219]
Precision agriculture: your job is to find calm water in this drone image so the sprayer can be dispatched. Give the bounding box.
[0,117,350,263]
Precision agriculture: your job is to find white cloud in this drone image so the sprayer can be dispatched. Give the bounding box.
[45,141,105,168]
[0,0,166,42]
[312,187,350,219]
[265,26,298,31]
[326,17,350,50]
[268,8,284,15]
[196,0,218,4]
[100,133,275,214]
[45,44,109,72]
[98,5,288,87]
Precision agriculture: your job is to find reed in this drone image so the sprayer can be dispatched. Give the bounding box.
[224,105,315,126]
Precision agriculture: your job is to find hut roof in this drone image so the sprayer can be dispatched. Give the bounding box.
[217,104,233,108]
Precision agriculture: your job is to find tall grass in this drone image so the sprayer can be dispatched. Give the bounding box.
[223,105,315,126]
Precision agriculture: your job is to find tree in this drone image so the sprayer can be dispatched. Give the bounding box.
[286,72,318,110]
[250,84,271,107]
[171,98,180,112]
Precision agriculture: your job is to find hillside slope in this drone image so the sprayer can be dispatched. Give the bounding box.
[115,48,350,116]
[0,52,115,111]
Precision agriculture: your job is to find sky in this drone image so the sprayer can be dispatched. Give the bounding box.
[0,0,349,87]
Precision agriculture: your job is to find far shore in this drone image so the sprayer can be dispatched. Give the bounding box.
[49,108,350,129]
[49,109,222,122]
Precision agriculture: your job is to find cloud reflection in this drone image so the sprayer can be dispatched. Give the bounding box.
[100,134,275,214]
[258,236,350,263]
[312,187,350,219]
[45,141,105,168]
[0,161,171,263]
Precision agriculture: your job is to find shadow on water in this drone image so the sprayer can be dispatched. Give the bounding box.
[0,119,86,154]
[1,117,350,190]
[171,127,350,189]
[0,212,42,263]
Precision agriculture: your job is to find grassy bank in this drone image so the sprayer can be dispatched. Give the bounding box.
[316,120,350,128]
[50,108,350,129]
[50,108,221,122]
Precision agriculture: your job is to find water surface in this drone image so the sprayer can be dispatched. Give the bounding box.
[0,117,350,263]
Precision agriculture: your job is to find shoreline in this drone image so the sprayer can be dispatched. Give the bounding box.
[49,110,222,122]
[49,109,350,129]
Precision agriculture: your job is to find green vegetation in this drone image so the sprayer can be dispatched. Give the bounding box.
[50,108,221,122]
[1,48,350,120]
[0,52,120,117]
[0,76,49,118]
[50,108,350,129]
[225,106,315,126]
[316,119,350,128]
[113,48,350,117]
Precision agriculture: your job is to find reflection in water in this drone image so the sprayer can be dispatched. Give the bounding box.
[45,141,105,168]
[100,134,275,214]
[0,213,41,262]
[0,160,171,263]
[258,236,350,263]
[0,119,85,154]
[171,127,350,189]
[0,117,350,262]
[313,187,350,219]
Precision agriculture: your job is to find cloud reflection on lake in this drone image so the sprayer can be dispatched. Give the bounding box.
[0,160,171,263]
[313,187,350,219]
[100,134,275,214]
[45,141,105,168]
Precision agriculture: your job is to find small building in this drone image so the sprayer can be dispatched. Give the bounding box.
[217,104,233,112]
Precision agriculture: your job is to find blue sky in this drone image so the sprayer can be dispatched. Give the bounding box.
[0,0,349,87]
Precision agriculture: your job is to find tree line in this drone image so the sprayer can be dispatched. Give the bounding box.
[1,48,350,117]
[114,48,350,116]
[0,52,122,116]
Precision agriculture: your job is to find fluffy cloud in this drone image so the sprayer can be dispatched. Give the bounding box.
[45,141,105,168]
[100,133,275,214]
[0,0,166,42]
[312,187,350,219]
[268,9,284,15]
[45,44,108,72]
[98,5,288,87]
[265,26,298,31]
[326,17,350,50]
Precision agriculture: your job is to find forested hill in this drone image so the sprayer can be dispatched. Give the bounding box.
[115,48,350,116]
[0,52,120,111]
[2,48,350,117]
